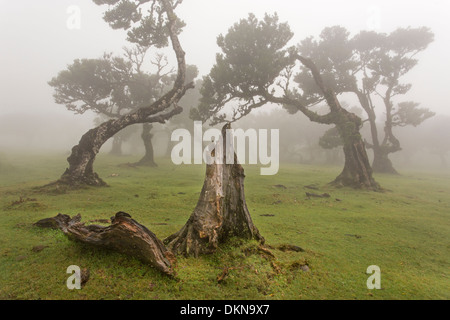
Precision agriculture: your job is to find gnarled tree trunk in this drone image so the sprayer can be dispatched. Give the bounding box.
[164,124,264,257]
[60,120,123,187]
[332,111,380,190]
[34,212,176,276]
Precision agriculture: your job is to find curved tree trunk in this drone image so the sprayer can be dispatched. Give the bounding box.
[52,1,192,188]
[164,124,264,257]
[135,123,157,167]
[59,121,119,187]
[58,112,180,187]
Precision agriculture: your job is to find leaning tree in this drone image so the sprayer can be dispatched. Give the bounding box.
[297,26,435,174]
[49,47,177,166]
[51,0,194,187]
[192,13,379,190]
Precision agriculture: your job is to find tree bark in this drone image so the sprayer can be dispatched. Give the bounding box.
[164,124,264,257]
[59,121,118,187]
[332,111,380,189]
[135,123,158,167]
[34,212,176,276]
[52,1,192,188]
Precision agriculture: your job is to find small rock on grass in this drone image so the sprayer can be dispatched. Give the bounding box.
[300,265,310,272]
[81,268,90,287]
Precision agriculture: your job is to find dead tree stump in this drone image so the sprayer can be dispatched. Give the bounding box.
[164,124,264,256]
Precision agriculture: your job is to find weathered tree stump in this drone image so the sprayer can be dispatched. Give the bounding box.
[35,212,175,276]
[164,124,264,256]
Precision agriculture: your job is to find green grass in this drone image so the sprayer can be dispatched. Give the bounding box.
[0,152,449,300]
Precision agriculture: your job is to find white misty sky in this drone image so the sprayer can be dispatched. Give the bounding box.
[0,0,449,121]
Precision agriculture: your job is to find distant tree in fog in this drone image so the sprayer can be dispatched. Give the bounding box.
[298,26,435,174]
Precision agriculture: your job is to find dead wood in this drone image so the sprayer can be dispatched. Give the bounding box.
[34,212,175,276]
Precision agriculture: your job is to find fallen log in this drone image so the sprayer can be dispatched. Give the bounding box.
[34,212,175,276]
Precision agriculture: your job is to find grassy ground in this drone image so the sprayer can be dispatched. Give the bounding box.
[0,152,449,300]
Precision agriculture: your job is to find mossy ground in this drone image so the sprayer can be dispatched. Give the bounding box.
[0,153,448,300]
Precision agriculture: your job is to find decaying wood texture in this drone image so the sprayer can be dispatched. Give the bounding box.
[34,212,175,276]
[164,124,264,256]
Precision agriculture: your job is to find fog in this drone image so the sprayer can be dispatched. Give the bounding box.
[0,0,449,171]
